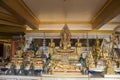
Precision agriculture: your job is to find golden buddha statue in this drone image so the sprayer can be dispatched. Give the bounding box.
[98,45,105,60]
[106,59,115,74]
[93,36,101,61]
[48,38,55,55]
[35,49,41,57]
[60,24,71,50]
[49,38,55,48]
[49,60,81,74]
[15,47,23,57]
[75,37,82,56]
[75,37,81,47]
[111,33,117,48]
[51,24,79,64]
[95,37,100,52]
[94,38,108,70]
[86,51,95,68]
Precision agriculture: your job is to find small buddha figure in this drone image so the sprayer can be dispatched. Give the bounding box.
[99,45,106,60]
[49,38,55,48]
[95,38,100,53]
[86,52,95,68]
[59,41,62,48]
[48,38,55,55]
[111,33,117,48]
[67,41,71,49]
[89,55,95,68]
[35,48,41,57]
[75,37,82,56]
[93,36,100,61]
[62,32,69,49]
[75,37,82,47]
[16,47,23,57]
[106,59,115,74]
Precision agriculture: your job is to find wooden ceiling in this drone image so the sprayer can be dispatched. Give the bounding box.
[0,0,120,38]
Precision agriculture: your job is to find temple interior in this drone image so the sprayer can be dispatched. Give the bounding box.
[0,0,120,80]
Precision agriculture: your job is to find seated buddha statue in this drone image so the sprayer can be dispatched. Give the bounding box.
[51,25,79,63]
[60,32,71,50]
[75,37,82,56]
[75,37,81,47]
[35,49,41,57]
[48,38,55,55]
[49,38,55,48]
[59,24,71,50]
[15,47,23,57]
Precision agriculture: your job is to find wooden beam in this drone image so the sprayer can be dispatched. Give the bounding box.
[114,25,120,31]
[108,22,120,25]
[0,12,24,25]
[0,20,26,28]
[0,0,40,29]
[91,0,120,29]
[0,2,25,25]
[40,21,90,24]
[26,30,114,33]
[0,25,26,32]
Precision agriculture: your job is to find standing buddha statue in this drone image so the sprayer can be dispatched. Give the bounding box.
[93,36,100,61]
[99,44,106,60]
[48,38,55,55]
[75,37,82,56]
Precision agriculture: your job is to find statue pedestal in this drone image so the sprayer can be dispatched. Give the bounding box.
[51,48,79,64]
